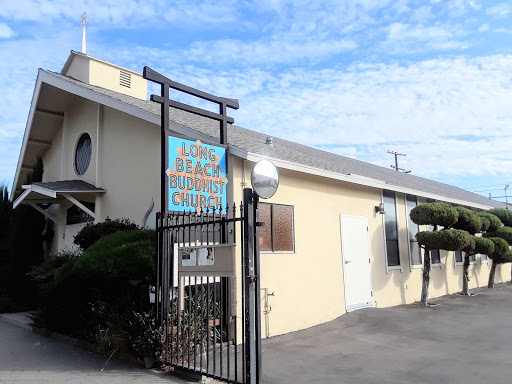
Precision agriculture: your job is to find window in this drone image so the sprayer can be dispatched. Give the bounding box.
[259,203,294,252]
[481,253,489,264]
[430,249,441,265]
[454,250,464,266]
[469,253,476,263]
[74,132,92,176]
[406,195,422,267]
[383,190,400,268]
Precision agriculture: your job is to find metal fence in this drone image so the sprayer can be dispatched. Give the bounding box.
[156,203,250,383]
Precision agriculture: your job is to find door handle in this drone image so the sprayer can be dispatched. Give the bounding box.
[345,260,351,264]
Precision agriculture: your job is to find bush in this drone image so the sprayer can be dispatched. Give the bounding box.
[483,227,512,245]
[73,218,138,251]
[410,203,458,228]
[488,209,512,227]
[473,236,494,256]
[56,229,155,284]
[34,229,156,340]
[487,237,512,263]
[478,212,502,232]
[416,229,473,251]
[452,207,482,234]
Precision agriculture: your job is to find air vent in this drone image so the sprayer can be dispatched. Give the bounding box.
[119,70,131,88]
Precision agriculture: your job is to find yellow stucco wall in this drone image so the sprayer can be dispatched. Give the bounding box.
[89,60,147,100]
[42,125,63,183]
[98,106,160,226]
[232,157,389,337]
[63,54,89,83]
[231,158,511,337]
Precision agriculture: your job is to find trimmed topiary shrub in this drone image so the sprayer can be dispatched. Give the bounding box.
[416,229,473,252]
[56,229,155,284]
[35,229,156,340]
[487,208,512,227]
[452,207,482,234]
[486,237,512,288]
[483,227,512,245]
[473,236,494,256]
[410,203,458,228]
[478,212,502,232]
[73,218,138,251]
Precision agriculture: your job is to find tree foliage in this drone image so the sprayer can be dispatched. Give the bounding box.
[477,212,502,232]
[451,207,482,234]
[410,203,458,228]
[416,229,473,252]
[473,236,494,256]
[73,218,138,251]
[487,208,512,227]
[486,237,512,264]
[56,229,155,284]
[483,227,512,245]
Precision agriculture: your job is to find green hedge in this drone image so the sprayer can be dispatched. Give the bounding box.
[478,212,502,232]
[410,203,458,227]
[452,207,482,234]
[487,237,512,263]
[483,227,512,245]
[73,218,138,251]
[473,236,494,255]
[416,229,473,251]
[488,209,512,227]
[55,229,155,284]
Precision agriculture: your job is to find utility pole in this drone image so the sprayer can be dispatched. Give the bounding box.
[505,184,509,209]
[388,150,411,173]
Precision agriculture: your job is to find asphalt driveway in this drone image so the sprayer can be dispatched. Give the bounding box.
[262,284,512,384]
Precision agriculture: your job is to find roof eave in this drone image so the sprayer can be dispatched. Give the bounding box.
[10,70,44,201]
[240,151,496,210]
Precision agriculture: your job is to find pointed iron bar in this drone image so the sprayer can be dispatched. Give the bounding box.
[233,204,238,383]
[220,276,224,378]
[207,274,210,374]
[200,275,204,372]
[214,278,218,377]
[240,201,246,383]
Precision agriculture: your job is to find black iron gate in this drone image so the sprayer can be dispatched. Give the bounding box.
[156,188,261,384]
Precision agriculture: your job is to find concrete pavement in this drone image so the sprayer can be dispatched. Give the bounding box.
[261,283,512,384]
[3,284,512,383]
[0,320,191,384]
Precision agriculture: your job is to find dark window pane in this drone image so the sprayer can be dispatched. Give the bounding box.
[469,253,476,262]
[75,133,92,175]
[383,192,398,240]
[406,195,419,239]
[410,241,422,265]
[386,240,400,266]
[259,203,272,252]
[454,250,463,263]
[430,249,441,264]
[273,205,294,252]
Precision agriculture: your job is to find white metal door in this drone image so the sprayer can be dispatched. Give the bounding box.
[340,215,373,311]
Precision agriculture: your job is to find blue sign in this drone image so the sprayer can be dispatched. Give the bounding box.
[167,137,227,213]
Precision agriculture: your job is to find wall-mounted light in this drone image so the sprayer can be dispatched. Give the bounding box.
[375,203,385,214]
[105,216,111,222]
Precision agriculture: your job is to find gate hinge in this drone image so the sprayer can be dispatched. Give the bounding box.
[256,222,265,227]
[249,274,258,283]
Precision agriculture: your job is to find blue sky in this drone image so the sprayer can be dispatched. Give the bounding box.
[1,0,512,202]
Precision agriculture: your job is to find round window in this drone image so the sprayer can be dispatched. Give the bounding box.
[74,133,92,175]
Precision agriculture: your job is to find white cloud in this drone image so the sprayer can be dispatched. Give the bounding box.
[0,23,14,38]
[486,3,511,17]
[478,23,489,32]
[382,23,468,53]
